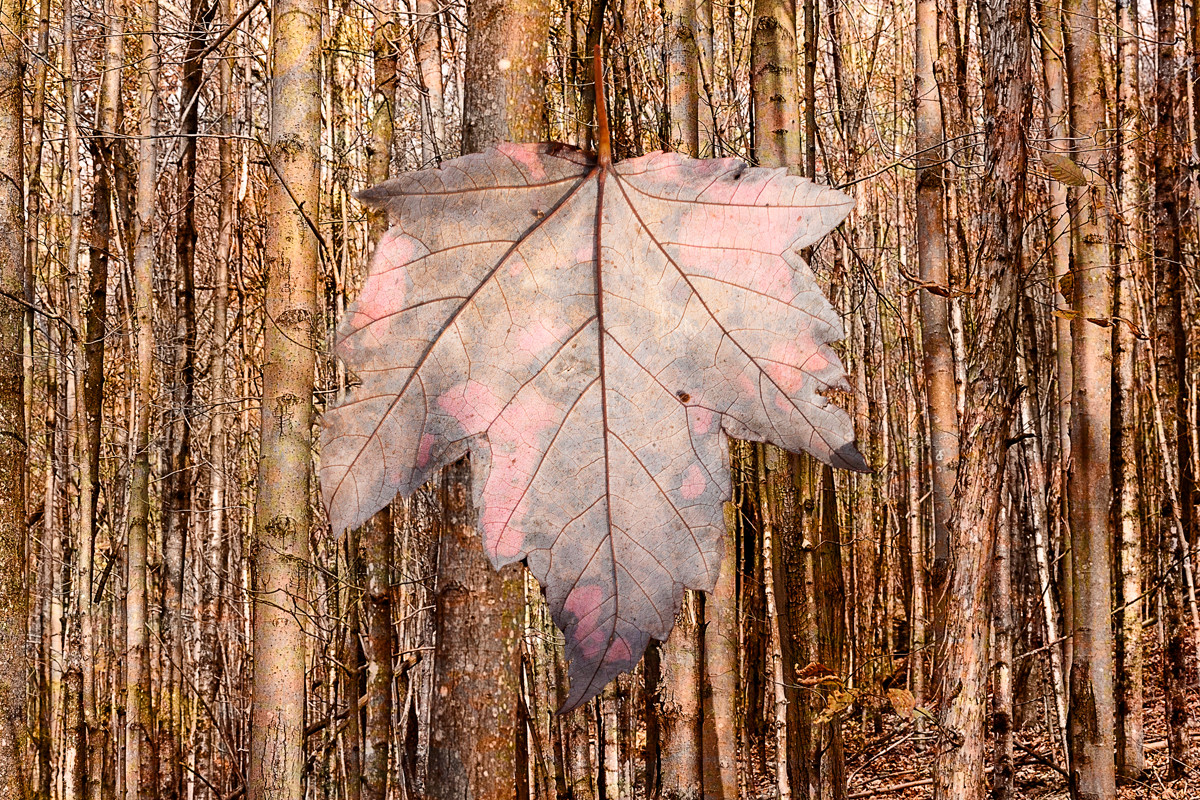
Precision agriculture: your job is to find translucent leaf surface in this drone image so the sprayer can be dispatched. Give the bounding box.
[320,142,866,711]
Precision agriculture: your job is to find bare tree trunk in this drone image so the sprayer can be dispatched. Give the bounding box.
[991,498,1014,800]
[815,463,846,800]
[1153,0,1191,778]
[461,0,550,151]
[363,508,393,800]
[665,0,699,154]
[81,0,123,794]
[62,2,88,794]
[1037,0,1073,484]
[914,0,958,652]
[702,521,738,800]
[428,457,524,799]
[249,0,322,790]
[1064,0,1117,790]
[127,0,160,793]
[161,3,211,795]
[1113,0,1145,779]
[0,0,29,789]
[360,23,396,800]
[656,595,701,800]
[757,446,790,800]
[1016,329,1068,759]
[902,295,926,721]
[750,0,800,165]
[196,2,234,793]
[932,0,1028,796]
[414,0,444,162]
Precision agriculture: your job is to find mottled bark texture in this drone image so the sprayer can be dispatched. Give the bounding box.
[127,0,160,794]
[428,458,524,799]
[1113,0,1144,779]
[914,0,957,626]
[81,0,122,794]
[665,0,699,154]
[197,3,233,789]
[1153,0,1191,778]
[932,0,1027,797]
[249,0,322,793]
[363,508,393,800]
[656,595,702,800]
[991,501,1014,800]
[1064,0,1117,791]
[360,24,396,800]
[415,0,444,161]
[1038,0,1072,480]
[161,3,211,794]
[702,514,739,800]
[750,0,800,165]
[461,0,550,152]
[0,0,28,791]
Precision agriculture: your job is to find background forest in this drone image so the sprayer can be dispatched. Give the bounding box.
[0,0,1195,796]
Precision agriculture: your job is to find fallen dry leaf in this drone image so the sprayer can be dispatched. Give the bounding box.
[1041,152,1089,186]
[321,142,865,710]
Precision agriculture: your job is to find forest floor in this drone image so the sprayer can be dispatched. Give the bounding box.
[840,640,1199,799]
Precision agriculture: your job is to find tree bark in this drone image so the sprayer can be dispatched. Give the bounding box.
[1064,0,1118,791]
[0,0,28,788]
[461,0,550,152]
[1037,0,1073,486]
[750,0,800,165]
[656,595,701,800]
[665,0,699,154]
[249,0,322,791]
[1152,0,1191,778]
[362,508,393,800]
[414,0,444,162]
[1113,0,1144,779]
[931,0,1028,796]
[127,0,160,793]
[914,0,958,650]
[702,517,739,800]
[758,446,790,800]
[81,1,123,795]
[815,463,846,800]
[1016,327,1069,759]
[991,499,1014,800]
[359,24,396,800]
[428,458,525,799]
[161,3,212,795]
[197,2,235,793]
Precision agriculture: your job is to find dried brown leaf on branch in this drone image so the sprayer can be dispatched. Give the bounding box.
[1040,152,1089,186]
[320,141,866,710]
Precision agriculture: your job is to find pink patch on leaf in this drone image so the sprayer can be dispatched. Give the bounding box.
[604,636,632,665]
[680,464,707,500]
[765,336,819,395]
[480,391,561,559]
[417,433,435,468]
[564,584,607,658]
[515,320,572,358]
[689,406,715,435]
[352,233,413,324]
[437,379,504,434]
[498,143,549,183]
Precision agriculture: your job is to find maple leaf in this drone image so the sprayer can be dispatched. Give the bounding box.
[320,141,866,711]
